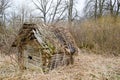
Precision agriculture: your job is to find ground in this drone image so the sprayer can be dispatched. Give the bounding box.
[0,50,120,80]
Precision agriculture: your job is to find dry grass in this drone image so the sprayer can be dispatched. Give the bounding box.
[0,50,120,80]
[0,27,16,55]
[0,17,120,80]
[72,16,120,55]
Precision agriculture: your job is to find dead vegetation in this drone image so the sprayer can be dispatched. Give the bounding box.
[0,50,120,80]
[73,16,120,56]
[0,16,120,80]
[10,23,77,72]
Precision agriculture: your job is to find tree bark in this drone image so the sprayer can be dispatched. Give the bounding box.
[68,0,73,31]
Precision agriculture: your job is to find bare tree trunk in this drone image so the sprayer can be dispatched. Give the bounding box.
[3,13,6,28]
[94,0,98,19]
[98,0,105,17]
[68,0,73,30]
[51,0,62,22]
[21,5,25,26]
[32,0,66,23]
[0,0,11,27]
[116,0,120,16]
[109,0,116,16]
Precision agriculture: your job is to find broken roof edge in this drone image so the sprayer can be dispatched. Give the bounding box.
[11,23,78,54]
[11,23,55,47]
[22,23,37,29]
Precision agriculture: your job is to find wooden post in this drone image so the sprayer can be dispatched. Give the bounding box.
[39,49,44,73]
[18,46,25,71]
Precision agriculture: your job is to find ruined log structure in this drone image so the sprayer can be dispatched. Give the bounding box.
[11,23,78,72]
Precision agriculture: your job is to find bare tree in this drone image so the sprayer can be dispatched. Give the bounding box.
[84,0,107,18]
[20,4,27,25]
[98,0,105,17]
[32,0,50,23]
[8,2,31,29]
[0,0,11,26]
[108,0,116,16]
[85,0,120,18]
[16,3,30,26]
[84,0,99,18]
[115,0,120,16]
[94,0,98,19]
[68,0,73,25]
[106,0,120,17]
[32,0,67,23]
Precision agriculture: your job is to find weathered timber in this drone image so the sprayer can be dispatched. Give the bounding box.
[11,23,78,72]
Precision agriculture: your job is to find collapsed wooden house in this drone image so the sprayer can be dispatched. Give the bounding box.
[11,23,77,72]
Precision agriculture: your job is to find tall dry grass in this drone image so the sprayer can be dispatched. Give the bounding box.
[0,51,120,80]
[0,26,17,55]
[72,16,120,55]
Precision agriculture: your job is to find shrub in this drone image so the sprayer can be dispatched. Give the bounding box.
[72,16,120,55]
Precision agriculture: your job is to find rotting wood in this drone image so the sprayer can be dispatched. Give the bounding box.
[11,23,78,72]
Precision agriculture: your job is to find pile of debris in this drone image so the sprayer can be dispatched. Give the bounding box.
[11,23,78,72]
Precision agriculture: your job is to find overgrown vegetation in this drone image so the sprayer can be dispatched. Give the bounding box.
[0,0,120,79]
[72,16,120,55]
[0,27,16,55]
[0,50,120,80]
